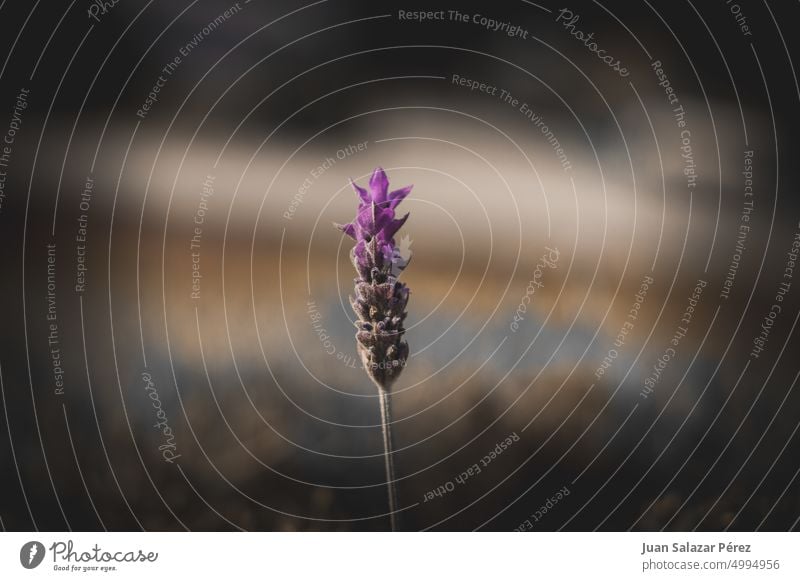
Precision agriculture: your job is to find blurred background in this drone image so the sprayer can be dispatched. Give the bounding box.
[1,0,799,531]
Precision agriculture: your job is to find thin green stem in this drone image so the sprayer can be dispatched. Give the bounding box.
[378,386,398,531]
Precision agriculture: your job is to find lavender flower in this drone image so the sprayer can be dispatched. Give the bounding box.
[336,167,412,531]
[336,167,412,389]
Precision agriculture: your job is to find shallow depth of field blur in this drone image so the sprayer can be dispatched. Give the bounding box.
[1,0,799,531]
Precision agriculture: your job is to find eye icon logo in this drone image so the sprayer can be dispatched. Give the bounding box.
[19,541,45,569]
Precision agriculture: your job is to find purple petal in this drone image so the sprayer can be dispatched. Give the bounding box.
[350,178,370,204]
[388,185,412,210]
[374,206,395,230]
[369,167,389,204]
[355,204,376,232]
[336,221,356,239]
[380,241,393,264]
[357,203,395,235]
[383,212,409,240]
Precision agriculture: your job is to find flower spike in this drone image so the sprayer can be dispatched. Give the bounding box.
[336,168,412,388]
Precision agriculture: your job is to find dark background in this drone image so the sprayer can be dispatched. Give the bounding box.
[0,0,799,531]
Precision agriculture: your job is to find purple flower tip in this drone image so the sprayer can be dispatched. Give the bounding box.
[339,169,413,274]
